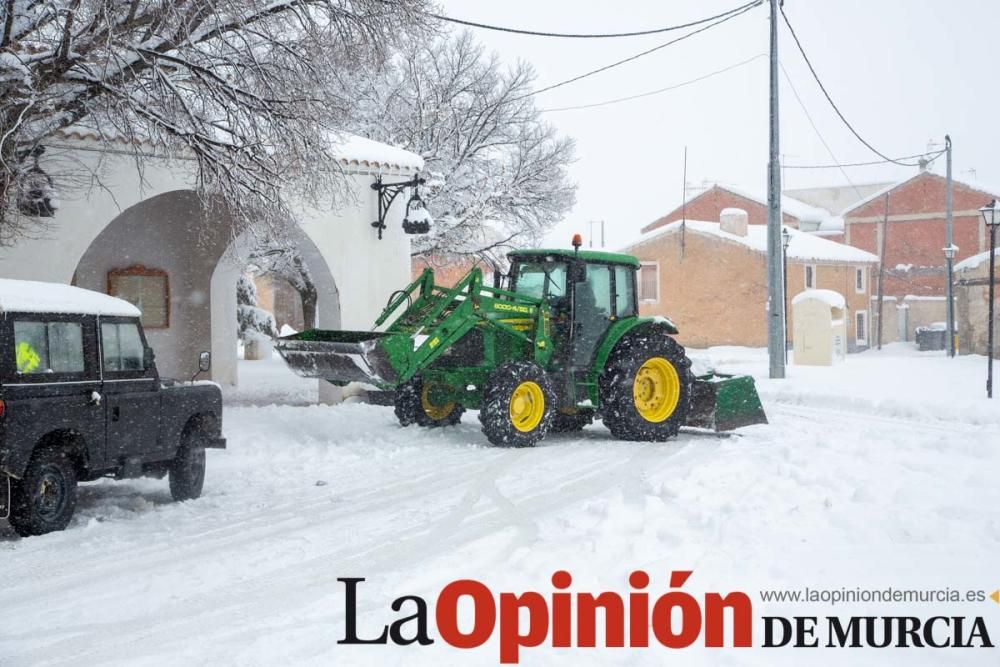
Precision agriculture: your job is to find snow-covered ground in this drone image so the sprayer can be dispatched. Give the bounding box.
[2,345,998,666]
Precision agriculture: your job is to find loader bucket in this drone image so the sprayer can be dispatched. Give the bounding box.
[275,329,402,387]
[686,373,768,432]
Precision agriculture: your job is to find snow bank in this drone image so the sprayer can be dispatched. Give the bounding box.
[0,278,140,317]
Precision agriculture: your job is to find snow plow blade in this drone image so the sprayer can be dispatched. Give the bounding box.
[686,373,768,432]
[275,330,401,387]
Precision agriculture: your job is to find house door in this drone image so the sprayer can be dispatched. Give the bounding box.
[855,310,869,348]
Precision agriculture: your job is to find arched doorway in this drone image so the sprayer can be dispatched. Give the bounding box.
[73,190,339,398]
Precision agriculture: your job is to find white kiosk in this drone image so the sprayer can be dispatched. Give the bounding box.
[792,289,848,366]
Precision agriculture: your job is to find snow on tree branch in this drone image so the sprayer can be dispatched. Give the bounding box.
[0,0,430,244]
[344,31,577,265]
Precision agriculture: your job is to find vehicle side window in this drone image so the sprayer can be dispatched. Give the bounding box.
[102,322,145,372]
[13,321,85,375]
[614,266,636,317]
[577,265,612,317]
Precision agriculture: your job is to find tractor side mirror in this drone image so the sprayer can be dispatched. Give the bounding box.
[199,351,212,373]
[568,261,587,284]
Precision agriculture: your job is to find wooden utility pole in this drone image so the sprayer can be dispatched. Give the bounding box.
[876,193,889,349]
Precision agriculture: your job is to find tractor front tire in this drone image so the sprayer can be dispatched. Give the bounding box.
[395,376,465,428]
[600,328,693,441]
[479,362,555,448]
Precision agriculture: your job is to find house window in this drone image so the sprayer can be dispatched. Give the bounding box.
[638,262,658,302]
[108,266,169,328]
[855,267,867,293]
[855,310,869,347]
[804,264,817,289]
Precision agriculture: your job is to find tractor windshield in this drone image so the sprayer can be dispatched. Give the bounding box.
[512,262,567,303]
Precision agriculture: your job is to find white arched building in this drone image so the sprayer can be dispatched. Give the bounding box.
[0,130,423,402]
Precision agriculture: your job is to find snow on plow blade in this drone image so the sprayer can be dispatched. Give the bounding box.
[275,330,401,386]
[686,373,768,432]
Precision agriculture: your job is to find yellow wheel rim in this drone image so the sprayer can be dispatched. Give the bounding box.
[509,381,545,433]
[632,357,681,423]
[421,384,455,421]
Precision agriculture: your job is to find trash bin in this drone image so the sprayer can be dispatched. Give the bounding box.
[914,324,947,351]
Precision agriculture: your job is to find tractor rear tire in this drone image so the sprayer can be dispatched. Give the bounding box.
[550,409,595,433]
[394,376,465,428]
[479,362,555,448]
[599,327,693,442]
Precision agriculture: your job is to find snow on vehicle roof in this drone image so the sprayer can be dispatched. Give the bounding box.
[792,289,846,309]
[955,248,998,273]
[624,219,879,264]
[0,279,140,317]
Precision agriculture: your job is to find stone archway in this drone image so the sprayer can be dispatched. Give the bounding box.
[73,190,340,396]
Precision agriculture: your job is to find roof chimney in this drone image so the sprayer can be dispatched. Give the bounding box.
[720,208,749,237]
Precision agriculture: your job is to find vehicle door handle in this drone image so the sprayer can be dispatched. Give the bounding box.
[112,406,121,422]
[89,391,102,406]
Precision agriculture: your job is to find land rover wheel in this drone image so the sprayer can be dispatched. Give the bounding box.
[8,447,78,537]
[169,426,207,501]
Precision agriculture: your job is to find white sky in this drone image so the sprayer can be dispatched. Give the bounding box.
[436,0,1000,250]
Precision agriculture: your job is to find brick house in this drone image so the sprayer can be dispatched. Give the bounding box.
[842,171,1000,298]
[641,183,840,235]
[621,210,878,350]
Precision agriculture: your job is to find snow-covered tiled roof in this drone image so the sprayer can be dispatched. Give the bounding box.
[623,219,879,264]
[955,248,998,273]
[53,127,424,172]
[689,183,833,224]
[0,279,141,317]
[842,172,1000,217]
[330,135,424,172]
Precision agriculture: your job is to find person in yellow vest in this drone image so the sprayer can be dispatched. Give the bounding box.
[16,340,41,374]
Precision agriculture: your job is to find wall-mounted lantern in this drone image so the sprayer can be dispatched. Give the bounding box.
[371,174,431,240]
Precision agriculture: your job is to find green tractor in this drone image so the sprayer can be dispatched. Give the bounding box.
[276,240,766,447]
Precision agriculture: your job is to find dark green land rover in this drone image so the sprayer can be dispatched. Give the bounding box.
[0,279,225,537]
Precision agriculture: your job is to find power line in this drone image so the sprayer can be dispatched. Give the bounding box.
[779,5,925,168]
[425,1,763,39]
[539,54,767,113]
[778,60,862,198]
[518,1,761,101]
[783,149,946,170]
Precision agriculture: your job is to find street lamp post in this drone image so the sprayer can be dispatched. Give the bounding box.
[979,200,1000,398]
[782,227,792,364]
[943,243,958,357]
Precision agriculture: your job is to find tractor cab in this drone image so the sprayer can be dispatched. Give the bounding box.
[507,247,640,370]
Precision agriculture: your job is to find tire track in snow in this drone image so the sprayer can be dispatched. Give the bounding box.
[2,436,704,666]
